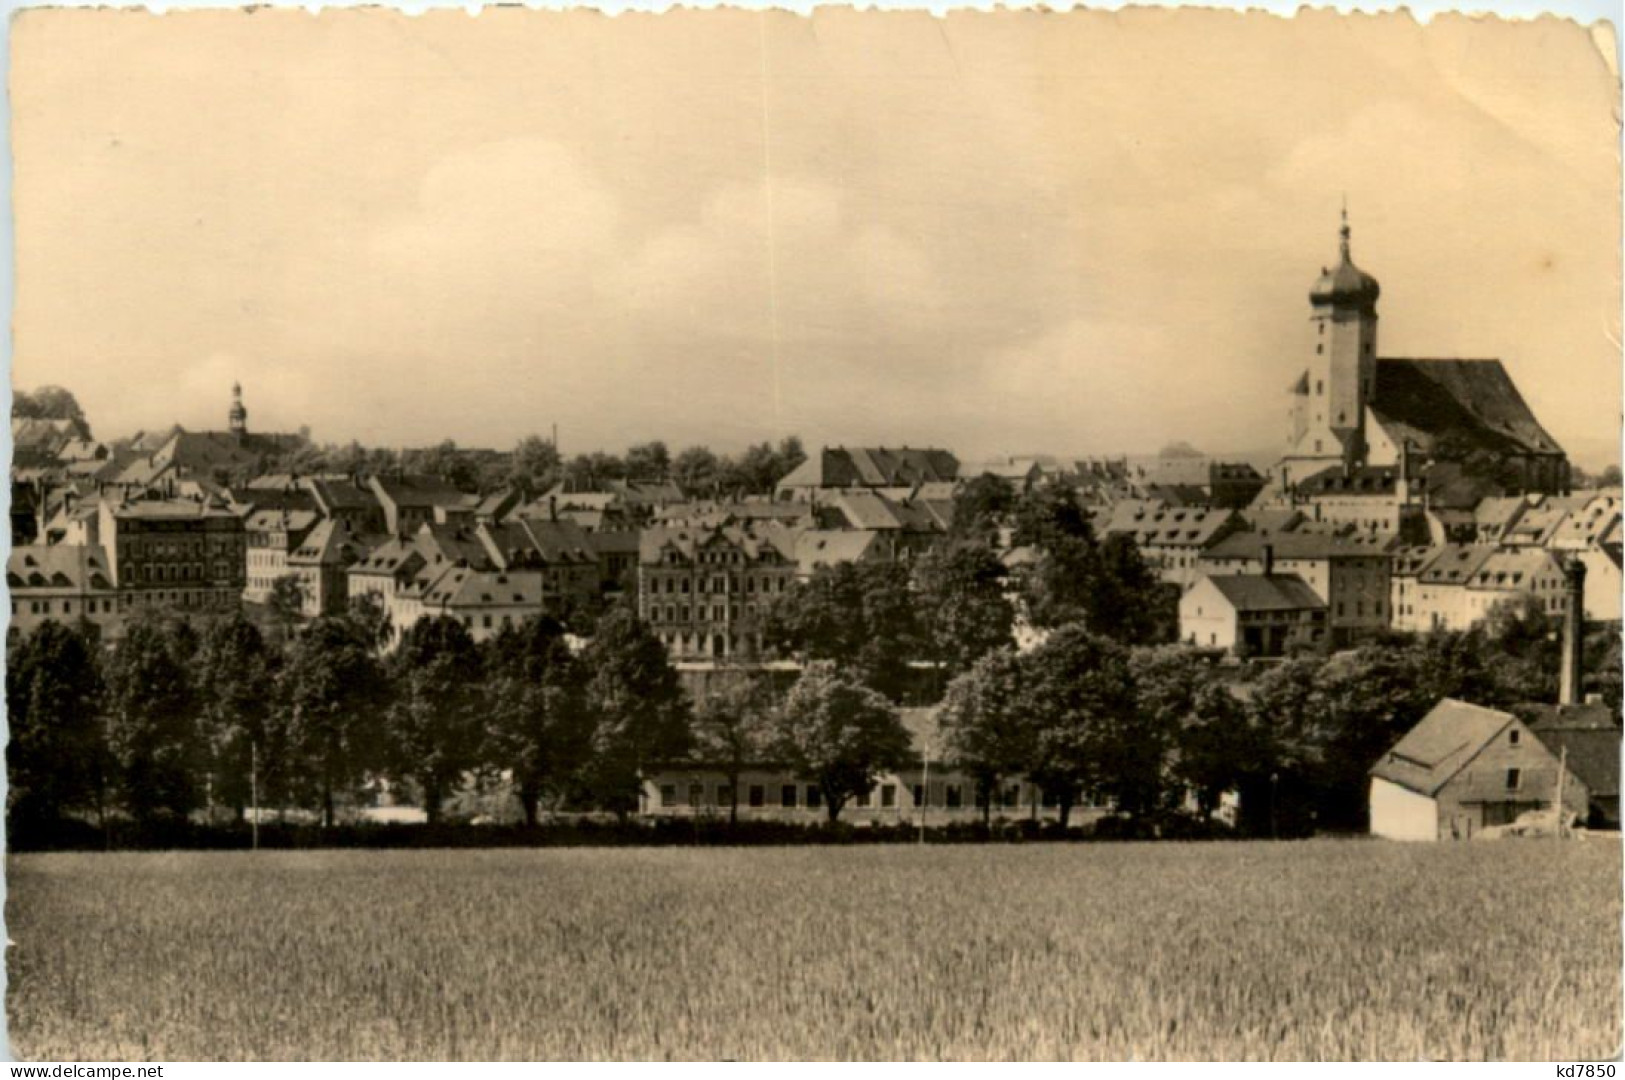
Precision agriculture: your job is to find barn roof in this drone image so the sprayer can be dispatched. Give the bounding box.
[1370,698,1514,797]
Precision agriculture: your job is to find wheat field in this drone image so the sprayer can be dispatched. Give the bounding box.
[6,841,1620,1061]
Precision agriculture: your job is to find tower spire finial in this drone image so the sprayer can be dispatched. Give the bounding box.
[1339,197,1351,258]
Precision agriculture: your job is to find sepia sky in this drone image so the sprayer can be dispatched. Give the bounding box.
[10,8,1621,464]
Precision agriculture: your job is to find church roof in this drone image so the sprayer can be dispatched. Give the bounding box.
[1369,358,1563,459]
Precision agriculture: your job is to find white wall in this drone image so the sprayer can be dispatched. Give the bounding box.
[1369,777,1439,841]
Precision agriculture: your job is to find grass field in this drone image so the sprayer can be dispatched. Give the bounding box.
[7,841,1621,1060]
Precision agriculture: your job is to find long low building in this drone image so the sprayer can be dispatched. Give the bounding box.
[639,708,1113,826]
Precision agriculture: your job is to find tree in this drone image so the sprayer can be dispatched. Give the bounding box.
[770,668,911,823]
[344,592,395,654]
[1175,682,1257,821]
[484,616,593,826]
[511,435,562,490]
[266,575,307,643]
[763,561,925,701]
[6,622,109,834]
[625,441,672,481]
[565,451,627,488]
[415,439,478,491]
[672,446,721,495]
[281,615,389,827]
[913,543,1015,680]
[937,648,1030,825]
[13,385,91,436]
[103,620,205,825]
[195,616,277,821]
[582,606,690,817]
[951,475,1017,545]
[1089,535,1177,645]
[691,669,777,825]
[1019,627,1139,826]
[387,617,485,824]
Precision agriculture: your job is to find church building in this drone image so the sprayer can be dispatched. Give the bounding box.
[1281,214,1569,501]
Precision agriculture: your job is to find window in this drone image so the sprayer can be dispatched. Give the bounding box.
[1316,379,1324,395]
[806,786,823,809]
[781,785,798,808]
[1509,729,1520,747]
[748,785,765,808]
[856,788,871,808]
[1005,785,1021,809]
[483,615,493,629]
[659,784,677,808]
[717,784,733,807]
[946,784,963,809]
[1505,768,1521,790]
[687,783,703,808]
[912,784,925,807]
[881,784,897,808]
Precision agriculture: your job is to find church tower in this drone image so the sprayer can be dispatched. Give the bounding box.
[229,381,248,438]
[1287,210,1380,473]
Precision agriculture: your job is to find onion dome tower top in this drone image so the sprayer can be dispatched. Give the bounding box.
[1309,207,1381,313]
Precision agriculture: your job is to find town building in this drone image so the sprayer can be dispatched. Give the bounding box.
[98,492,246,613]
[1368,698,1584,840]
[637,523,799,660]
[1098,501,1243,589]
[1199,531,1391,643]
[369,473,474,536]
[6,544,127,643]
[1178,571,1327,657]
[775,446,959,500]
[287,519,381,618]
[639,707,1113,825]
[243,507,320,606]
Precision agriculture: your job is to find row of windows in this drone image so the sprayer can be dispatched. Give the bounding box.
[656,781,1099,811]
[646,603,761,625]
[645,574,790,597]
[120,536,244,559]
[11,597,121,617]
[138,562,235,584]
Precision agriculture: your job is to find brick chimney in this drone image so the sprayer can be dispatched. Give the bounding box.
[1559,556,1586,706]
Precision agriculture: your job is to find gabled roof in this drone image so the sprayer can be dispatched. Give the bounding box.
[794,529,881,573]
[289,519,381,568]
[1415,544,1497,585]
[1370,698,1516,797]
[370,473,468,509]
[1521,704,1621,802]
[1198,573,1325,613]
[1467,547,1563,592]
[777,447,958,490]
[417,566,547,609]
[1370,358,1564,459]
[1101,500,1238,548]
[7,544,116,592]
[1202,528,1385,563]
[640,522,798,565]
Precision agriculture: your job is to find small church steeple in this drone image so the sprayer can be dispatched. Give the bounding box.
[229,381,248,437]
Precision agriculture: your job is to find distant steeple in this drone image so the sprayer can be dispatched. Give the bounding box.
[229,381,248,437]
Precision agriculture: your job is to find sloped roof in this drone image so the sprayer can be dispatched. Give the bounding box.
[1101,500,1238,547]
[1203,528,1385,562]
[777,447,958,490]
[371,473,468,509]
[418,566,546,609]
[1416,544,1497,585]
[7,544,115,592]
[640,522,798,565]
[1468,547,1563,592]
[794,529,880,573]
[1371,358,1564,459]
[1201,573,1325,612]
[1521,703,1621,802]
[1371,698,1514,797]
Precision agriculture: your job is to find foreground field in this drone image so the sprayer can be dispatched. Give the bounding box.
[7,841,1621,1060]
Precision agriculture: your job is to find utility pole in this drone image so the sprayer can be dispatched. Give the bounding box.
[1553,743,1568,842]
[918,743,930,846]
[250,739,260,852]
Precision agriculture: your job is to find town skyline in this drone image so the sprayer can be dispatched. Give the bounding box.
[11,9,1620,466]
